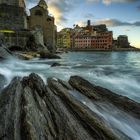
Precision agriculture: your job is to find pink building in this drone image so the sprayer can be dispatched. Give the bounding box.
[71,20,113,50]
[73,31,112,50]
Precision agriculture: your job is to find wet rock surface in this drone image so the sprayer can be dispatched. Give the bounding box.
[69,76,140,119]
[0,46,14,59]
[39,51,61,59]
[51,62,62,67]
[0,73,140,140]
[0,74,7,90]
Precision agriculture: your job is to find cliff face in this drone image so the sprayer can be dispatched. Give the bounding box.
[0,73,139,140]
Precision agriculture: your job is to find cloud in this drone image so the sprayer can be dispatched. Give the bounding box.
[75,21,87,27]
[86,0,99,3]
[26,0,139,31]
[26,0,80,30]
[94,19,140,27]
[84,13,94,19]
[85,0,138,5]
[102,0,138,5]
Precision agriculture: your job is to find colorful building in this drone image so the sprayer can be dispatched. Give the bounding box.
[57,28,71,48]
[70,20,113,50]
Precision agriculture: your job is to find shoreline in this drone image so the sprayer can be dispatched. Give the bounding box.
[68,48,140,52]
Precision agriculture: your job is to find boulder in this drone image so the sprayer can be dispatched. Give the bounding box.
[25,35,46,52]
[51,62,61,67]
[39,51,61,59]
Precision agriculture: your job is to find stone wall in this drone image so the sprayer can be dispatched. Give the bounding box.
[0,4,27,30]
[0,31,30,48]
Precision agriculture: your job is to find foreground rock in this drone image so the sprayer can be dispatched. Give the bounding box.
[0,46,32,60]
[69,76,140,119]
[0,46,14,59]
[0,74,140,139]
[51,62,62,67]
[39,51,61,59]
[0,74,7,90]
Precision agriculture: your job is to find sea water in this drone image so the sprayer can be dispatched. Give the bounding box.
[0,51,140,139]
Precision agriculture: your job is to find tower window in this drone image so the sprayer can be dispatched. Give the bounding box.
[47,18,52,21]
[35,10,43,16]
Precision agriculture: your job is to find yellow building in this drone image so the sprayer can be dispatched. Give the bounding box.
[57,28,71,48]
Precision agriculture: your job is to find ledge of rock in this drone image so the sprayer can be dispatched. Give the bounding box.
[0,73,140,140]
[69,76,140,119]
[39,51,61,59]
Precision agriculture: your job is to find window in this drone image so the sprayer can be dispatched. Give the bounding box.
[47,18,52,21]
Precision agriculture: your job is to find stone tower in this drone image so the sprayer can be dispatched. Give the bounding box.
[0,0,27,30]
[28,0,56,52]
[0,0,25,7]
[38,0,48,10]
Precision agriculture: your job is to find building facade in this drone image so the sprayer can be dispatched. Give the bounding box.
[117,35,130,48]
[28,0,56,52]
[71,20,113,50]
[57,28,71,48]
[0,0,27,30]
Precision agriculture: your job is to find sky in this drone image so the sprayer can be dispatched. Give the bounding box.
[26,0,140,48]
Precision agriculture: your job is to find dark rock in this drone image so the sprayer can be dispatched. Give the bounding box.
[8,46,24,52]
[0,77,22,140]
[1,73,140,140]
[22,73,46,97]
[58,79,73,90]
[39,51,61,59]
[25,35,37,51]
[47,78,119,140]
[0,74,7,90]
[0,74,52,140]
[0,46,14,59]
[51,62,61,67]
[25,35,45,52]
[69,76,140,119]
[0,46,27,60]
[94,86,140,119]
[69,76,99,100]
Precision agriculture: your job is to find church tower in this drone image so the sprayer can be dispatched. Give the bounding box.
[0,0,27,30]
[38,0,48,10]
[29,0,56,52]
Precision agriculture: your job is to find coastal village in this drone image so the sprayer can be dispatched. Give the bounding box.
[0,0,137,55]
[0,1,140,139]
[57,21,132,51]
